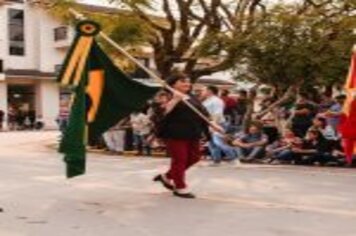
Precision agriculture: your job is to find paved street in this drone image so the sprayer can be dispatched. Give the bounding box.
[0,131,356,236]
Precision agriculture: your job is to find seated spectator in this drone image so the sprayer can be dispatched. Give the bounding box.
[314,139,347,166]
[266,128,302,164]
[232,122,268,162]
[208,132,239,165]
[274,129,331,165]
[309,117,338,141]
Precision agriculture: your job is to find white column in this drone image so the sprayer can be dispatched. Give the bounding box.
[0,82,7,130]
[36,80,59,130]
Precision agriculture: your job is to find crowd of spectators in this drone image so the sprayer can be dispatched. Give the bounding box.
[58,85,355,168]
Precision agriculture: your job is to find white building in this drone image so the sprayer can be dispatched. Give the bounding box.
[0,1,242,130]
[0,1,160,130]
[0,0,77,129]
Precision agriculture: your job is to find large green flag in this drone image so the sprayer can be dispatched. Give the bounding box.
[58,21,159,178]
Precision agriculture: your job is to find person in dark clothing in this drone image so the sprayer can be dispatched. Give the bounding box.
[220,89,237,124]
[0,110,4,131]
[153,73,212,199]
[276,129,333,165]
[28,110,36,129]
[16,110,26,130]
[291,93,316,138]
[235,89,248,126]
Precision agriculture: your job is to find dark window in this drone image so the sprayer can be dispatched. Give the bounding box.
[54,26,68,41]
[0,60,3,73]
[8,9,25,56]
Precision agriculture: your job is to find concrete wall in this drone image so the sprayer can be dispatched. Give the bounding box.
[37,7,71,73]
[0,2,69,130]
[0,2,70,74]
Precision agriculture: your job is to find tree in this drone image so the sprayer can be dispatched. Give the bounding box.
[31,0,270,80]
[230,0,356,97]
[225,0,356,127]
[103,0,270,80]
[31,0,356,131]
[32,0,356,88]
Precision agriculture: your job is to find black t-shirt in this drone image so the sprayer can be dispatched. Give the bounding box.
[292,103,316,125]
[158,96,210,140]
[302,139,330,153]
[236,98,247,115]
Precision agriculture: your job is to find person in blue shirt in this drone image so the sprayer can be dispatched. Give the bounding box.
[232,122,268,162]
[323,95,346,132]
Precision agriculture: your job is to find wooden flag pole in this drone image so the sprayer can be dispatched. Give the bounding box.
[68,8,223,133]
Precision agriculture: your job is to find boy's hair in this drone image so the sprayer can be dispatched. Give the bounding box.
[316,117,327,127]
[335,94,346,101]
[249,120,263,130]
[166,73,188,86]
[207,86,219,95]
[221,89,230,96]
[238,89,247,97]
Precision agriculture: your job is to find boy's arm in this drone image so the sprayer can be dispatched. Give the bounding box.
[232,139,248,148]
[249,135,269,147]
[292,147,317,154]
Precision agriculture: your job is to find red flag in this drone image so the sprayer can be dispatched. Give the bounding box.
[343,51,356,114]
[340,48,356,164]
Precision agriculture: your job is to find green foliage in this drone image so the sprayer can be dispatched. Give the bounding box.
[42,0,356,88]
[231,2,356,91]
[109,17,150,46]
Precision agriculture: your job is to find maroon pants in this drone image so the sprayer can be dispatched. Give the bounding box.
[165,139,201,189]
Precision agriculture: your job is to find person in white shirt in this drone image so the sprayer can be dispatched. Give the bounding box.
[201,86,239,165]
[202,86,225,124]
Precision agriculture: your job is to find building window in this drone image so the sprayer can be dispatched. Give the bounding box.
[54,26,68,41]
[8,9,25,56]
[0,60,3,73]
